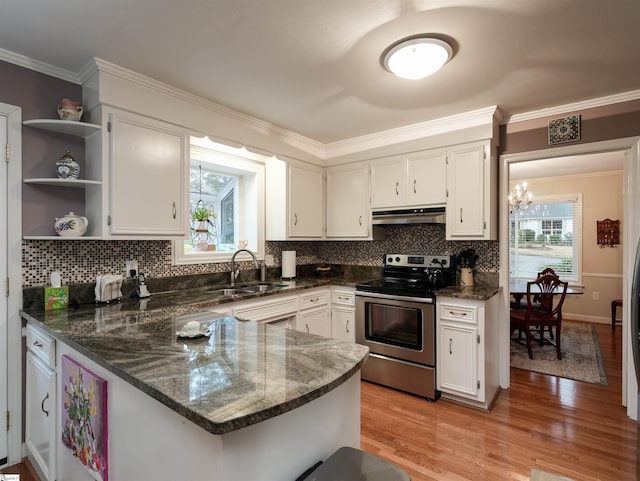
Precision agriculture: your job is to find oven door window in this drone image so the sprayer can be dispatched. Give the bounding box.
[365,303,423,350]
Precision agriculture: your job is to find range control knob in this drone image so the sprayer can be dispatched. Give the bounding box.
[395,256,401,262]
[387,257,393,263]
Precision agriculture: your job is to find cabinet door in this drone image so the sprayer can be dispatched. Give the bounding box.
[446,143,487,239]
[26,352,56,481]
[109,112,186,236]
[298,306,329,337]
[331,306,355,342]
[438,322,479,399]
[407,150,446,206]
[326,164,369,238]
[370,157,405,208]
[288,164,324,237]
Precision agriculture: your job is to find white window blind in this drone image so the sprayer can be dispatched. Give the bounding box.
[509,193,582,284]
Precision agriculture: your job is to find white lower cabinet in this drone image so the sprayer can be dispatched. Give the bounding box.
[437,294,500,409]
[25,325,57,481]
[330,288,355,342]
[298,288,329,336]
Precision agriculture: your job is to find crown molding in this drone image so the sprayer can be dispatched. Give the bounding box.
[503,89,640,124]
[324,106,500,159]
[0,48,81,84]
[83,58,326,159]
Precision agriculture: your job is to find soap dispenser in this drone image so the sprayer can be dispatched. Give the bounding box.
[260,263,267,282]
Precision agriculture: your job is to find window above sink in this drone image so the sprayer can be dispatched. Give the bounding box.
[173,136,266,265]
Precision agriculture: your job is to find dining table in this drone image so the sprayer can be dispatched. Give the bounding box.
[509,278,582,309]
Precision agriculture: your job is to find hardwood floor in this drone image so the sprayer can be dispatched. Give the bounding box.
[361,322,637,481]
[0,458,39,481]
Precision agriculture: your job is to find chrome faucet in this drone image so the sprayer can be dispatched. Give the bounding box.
[230,249,259,286]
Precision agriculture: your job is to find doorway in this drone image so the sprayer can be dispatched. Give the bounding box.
[499,137,640,420]
[1,101,23,468]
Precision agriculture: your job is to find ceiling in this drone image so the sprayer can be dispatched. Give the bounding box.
[1,0,639,145]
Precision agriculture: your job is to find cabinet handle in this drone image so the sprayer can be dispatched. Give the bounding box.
[41,392,49,417]
[305,324,310,333]
[395,182,399,195]
[172,201,177,219]
[449,338,453,354]
[346,320,349,333]
[338,296,349,301]
[294,213,298,226]
[413,179,417,193]
[309,297,319,303]
[460,208,463,223]
[32,340,43,348]
[449,310,467,317]
[359,216,363,226]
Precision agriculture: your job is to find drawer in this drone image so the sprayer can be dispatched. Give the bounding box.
[299,289,329,309]
[439,303,478,325]
[331,289,355,306]
[26,324,56,368]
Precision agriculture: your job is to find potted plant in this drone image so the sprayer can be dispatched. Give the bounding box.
[192,206,213,233]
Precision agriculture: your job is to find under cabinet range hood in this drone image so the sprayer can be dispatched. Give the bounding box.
[371,207,446,226]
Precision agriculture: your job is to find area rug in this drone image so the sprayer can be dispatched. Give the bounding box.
[510,321,608,385]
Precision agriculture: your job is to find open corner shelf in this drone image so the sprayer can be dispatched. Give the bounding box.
[23,178,102,189]
[23,119,101,138]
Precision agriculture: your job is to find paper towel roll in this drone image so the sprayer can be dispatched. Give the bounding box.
[282,250,296,279]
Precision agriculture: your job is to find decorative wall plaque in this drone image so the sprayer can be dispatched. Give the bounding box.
[548,114,581,145]
[596,218,620,247]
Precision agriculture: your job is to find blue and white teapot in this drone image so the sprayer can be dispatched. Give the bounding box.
[54,212,88,237]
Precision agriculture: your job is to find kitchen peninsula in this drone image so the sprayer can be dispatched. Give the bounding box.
[21,286,369,481]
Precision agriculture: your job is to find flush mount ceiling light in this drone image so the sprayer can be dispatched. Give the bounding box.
[383,37,453,80]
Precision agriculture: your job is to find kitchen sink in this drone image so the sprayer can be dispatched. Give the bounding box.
[206,288,254,297]
[239,283,288,293]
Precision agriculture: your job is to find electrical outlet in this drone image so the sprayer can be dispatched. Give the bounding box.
[126,260,139,278]
[592,291,600,300]
[265,254,275,266]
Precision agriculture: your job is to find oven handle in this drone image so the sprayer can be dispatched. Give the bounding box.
[355,290,434,304]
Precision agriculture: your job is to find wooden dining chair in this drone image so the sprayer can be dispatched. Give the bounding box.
[510,272,568,360]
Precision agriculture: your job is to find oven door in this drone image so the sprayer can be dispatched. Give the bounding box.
[355,291,435,366]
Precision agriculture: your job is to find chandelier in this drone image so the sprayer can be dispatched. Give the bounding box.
[508,182,532,212]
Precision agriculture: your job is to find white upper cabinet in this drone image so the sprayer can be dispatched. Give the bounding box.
[370,156,406,209]
[370,148,446,209]
[407,150,447,206]
[445,141,497,240]
[106,110,187,237]
[326,163,369,238]
[266,157,324,240]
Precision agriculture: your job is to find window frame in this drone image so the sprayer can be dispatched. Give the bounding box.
[509,193,582,286]
[172,138,265,265]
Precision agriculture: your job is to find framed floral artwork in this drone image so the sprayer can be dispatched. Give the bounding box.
[61,355,109,481]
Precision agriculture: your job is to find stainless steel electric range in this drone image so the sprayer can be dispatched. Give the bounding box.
[355,253,455,400]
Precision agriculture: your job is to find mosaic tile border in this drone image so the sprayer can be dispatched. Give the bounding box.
[23,225,499,287]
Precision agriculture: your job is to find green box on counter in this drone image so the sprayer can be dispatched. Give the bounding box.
[44,286,69,310]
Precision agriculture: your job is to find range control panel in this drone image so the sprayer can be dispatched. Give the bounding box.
[383,254,453,269]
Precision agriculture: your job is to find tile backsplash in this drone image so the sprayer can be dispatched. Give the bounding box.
[22,224,499,287]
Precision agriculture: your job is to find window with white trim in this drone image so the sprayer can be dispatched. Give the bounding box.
[173,137,265,265]
[509,193,582,284]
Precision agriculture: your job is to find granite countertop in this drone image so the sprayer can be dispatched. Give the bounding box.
[21,281,370,435]
[436,283,501,301]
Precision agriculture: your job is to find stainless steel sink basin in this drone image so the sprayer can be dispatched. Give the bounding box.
[203,283,287,297]
[207,288,253,297]
[239,283,288,293]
